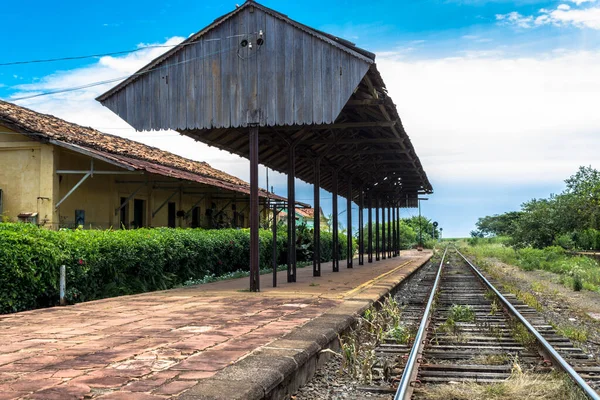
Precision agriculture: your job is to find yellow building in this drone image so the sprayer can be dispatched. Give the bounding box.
[0,100,285,230]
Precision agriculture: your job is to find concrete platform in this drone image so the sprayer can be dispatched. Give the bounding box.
[0,250,432,400]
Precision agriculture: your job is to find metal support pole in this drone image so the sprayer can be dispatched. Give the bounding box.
[397,206,401,255]
[249,125,260,292]
[382,202,386,260]
[313,159,321,277]
[359,187,364,266]
[375,198,380,261]
[368,193,373,263]
[59,265,66,306]
[418,199,423,248]
[388,205,393,258]
[347,179,353,268]
[332,169,339,272]
[287,145,297,282]
[393,205,398,257]
[272,204,278,287]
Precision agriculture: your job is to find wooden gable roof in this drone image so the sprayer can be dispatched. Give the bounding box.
[97,0,432,206]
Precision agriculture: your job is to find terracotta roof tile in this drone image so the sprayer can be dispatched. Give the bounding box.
[0,100,285,201]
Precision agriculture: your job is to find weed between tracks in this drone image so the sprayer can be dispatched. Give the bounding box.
[338,295,415,384]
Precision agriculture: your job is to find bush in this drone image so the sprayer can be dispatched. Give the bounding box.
[0,223,355,313]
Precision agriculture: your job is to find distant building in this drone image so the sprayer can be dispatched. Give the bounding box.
[278,207,329,231]
[0,100,285,229]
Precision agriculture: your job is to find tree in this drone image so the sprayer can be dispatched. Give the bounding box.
[475,212,522,237]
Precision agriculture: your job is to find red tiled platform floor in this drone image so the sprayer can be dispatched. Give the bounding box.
[0,250,431,399]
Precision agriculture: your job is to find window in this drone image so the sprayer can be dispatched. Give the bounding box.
[133,199,145,228]
[168,202,176,228]
[191,206,200,228]
[119,197,129,229]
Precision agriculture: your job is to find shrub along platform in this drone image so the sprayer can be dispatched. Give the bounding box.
[0,250,432,400]
[0,223,354,314]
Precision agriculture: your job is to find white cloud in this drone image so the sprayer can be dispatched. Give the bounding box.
[498,2,600,30]
[377,50,600,184]
[496,12,534,28]
[8,37,290,189]
[6,37,600,193]
[569,0,595,5]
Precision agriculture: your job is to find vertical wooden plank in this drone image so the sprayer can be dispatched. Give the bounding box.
[220,19,231,128]
[264,15,277,126]
[331,48,341,121]
[228,13,240,129]
[302,33,313,124]
[275,18,286,126]
[321,44,333,124]
[292,28,304,124]
[237,9,248,127]
[194,40,204,129]
[312,39,323,124]
[246,8,258,124]
[120,89,129,125]
[210,30,222,129]
[177,50,187,129]
[141,74,151,131]
[149,68,158,130]
[256,10,267,126]
[159,61,169,130]
[185,45,196,129]
[202,36,212,130]
[283,23,295,125]
[167,55,176,129]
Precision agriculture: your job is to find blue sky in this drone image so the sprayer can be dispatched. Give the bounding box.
[2,0,599,237]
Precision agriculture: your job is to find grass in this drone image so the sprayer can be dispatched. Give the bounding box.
[512,322,536,348]
[553,323,589,342]
[462,241,600,293]
[419,372,587,400]
[338,295,405,384]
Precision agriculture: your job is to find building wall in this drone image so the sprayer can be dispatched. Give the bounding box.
[0,128,58,227]
[0,130,253,230]
[55,147,251,230]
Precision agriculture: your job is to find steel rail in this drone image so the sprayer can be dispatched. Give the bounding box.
[394,246,448,400]
[455,247,600,400]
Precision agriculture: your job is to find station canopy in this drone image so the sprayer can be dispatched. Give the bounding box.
[97,0,433,206]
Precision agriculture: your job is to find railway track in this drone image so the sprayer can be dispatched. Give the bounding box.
[374,247,600,399]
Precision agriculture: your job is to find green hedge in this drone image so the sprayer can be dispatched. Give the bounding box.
[0,223,355,314]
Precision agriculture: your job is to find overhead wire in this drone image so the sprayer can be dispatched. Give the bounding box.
[4,31,262,102]
[0,32,257,67]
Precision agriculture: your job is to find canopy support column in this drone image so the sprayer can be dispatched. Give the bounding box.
[313,159,321,277]
[392,205,397,257]
[382,201,386,260]
[249,125,260,292]
[368,193,373,263]
[388,204,393,258]
[375,197,380,261]
[272,203,278,287]
[287,145,297,283]
[358,186,364,266]
[397,206,401,255]
[347,178,353,268]
[332,169,339,272]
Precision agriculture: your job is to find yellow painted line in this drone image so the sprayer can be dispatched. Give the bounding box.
[343,260,415,298]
